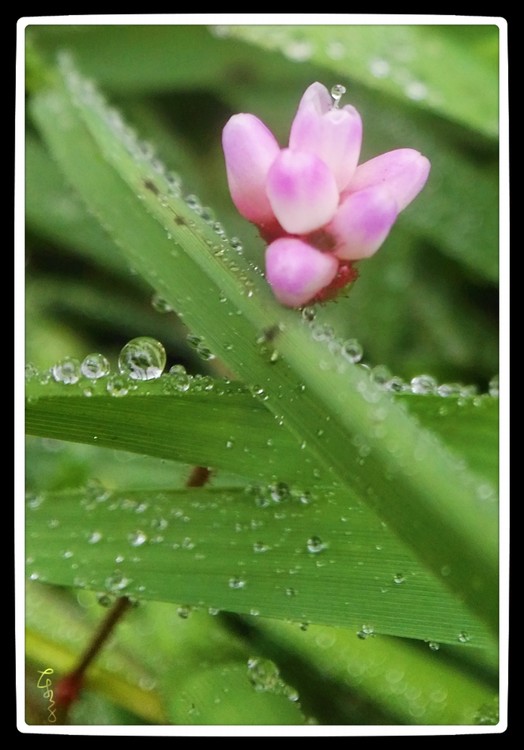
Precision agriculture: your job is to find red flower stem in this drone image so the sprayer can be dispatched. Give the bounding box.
[54,465,213,720]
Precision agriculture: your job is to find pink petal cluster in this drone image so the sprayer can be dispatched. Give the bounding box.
[222,83,430,307]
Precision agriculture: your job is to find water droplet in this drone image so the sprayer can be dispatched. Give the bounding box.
[118,337,166,381]
[81,353,110,380]
[25,362,38,381]
[88,531,103,544]
[105,571,131,592]
[301,306,316,323]
[393,573,406,584]
[437,383,462,398]
[386,376,406,393]
[106,375,129,397]
[488,374,499,398]
[312,323,335,342]
[357,624,375,640]
[186,334,215,361]
[128,530,148,547]
[52,357,80,384]
[184,194,202,214]
[228,576,247,590]
[168,364,191,392]
[96,593,114,608]
[27,492,44,510]
[410,374,437,395]
[330,83,346,108]
[225,439,234,449]
[269,482,290,503]
[341,339,363,364]
[253,541,270,553]
[428,641,440,651]
[151,293,173,314]
[247,657,283,694]
[230,236,243,253]
[306,536,327,554]
[177,605,191,619]
[457,631,471,643]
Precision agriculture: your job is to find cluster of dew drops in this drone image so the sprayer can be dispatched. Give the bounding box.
[299,305,499,400]
[26,334,223,398]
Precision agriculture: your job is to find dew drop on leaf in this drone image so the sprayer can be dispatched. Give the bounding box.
[118,337,166,381]
[106,375,129,397]
[52,357,81,384]
[81,352,110,380]
[410,374,437,395]
[307,536,327,554]
[228,576,247,590]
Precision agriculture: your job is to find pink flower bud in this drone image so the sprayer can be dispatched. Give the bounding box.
[266,149,339,235]
[265,237,339,308]
[348,148,431,212]
[329,185,398,260]
[222,113,280,226]
[289,82,362,191]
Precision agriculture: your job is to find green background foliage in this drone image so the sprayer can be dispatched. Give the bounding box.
[23,21,502,729]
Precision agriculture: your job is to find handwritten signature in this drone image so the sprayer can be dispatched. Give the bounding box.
[37,668,57,723]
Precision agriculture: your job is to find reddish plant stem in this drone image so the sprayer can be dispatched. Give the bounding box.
[54,466,213,722]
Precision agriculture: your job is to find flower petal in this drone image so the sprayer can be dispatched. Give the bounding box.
[348,148,431,212]
[329,186,398,260]
[265,237,339,307]
[266,149,339,234]
[222,113,280,226]
[290,84,362,191]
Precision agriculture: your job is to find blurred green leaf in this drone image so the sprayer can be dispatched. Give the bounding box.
[224,24,499,138]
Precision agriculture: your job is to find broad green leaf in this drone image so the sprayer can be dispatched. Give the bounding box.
[25,376,330,487]
[26,486,494,648]
[30,57,498,634]
[25,376,499,489]
[223,24,499,139]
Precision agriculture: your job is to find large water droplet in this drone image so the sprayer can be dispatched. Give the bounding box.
[52,357,81,384]
[118,337,166,381]
[81,352,110,380]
